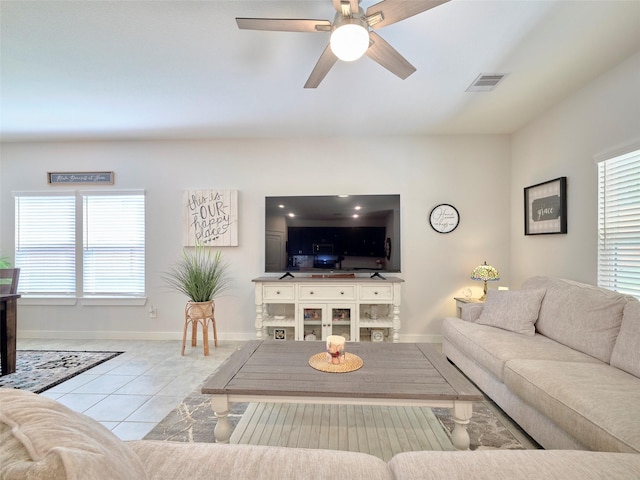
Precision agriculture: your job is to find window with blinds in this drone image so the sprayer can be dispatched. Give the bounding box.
[597,149,640,299]
[83,193,145,296]
[15,195,76,294]
[14,191,145,297]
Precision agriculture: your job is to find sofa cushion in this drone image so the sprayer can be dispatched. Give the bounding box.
[388,450,640,480]
[442,318,601,381]
[522,276,631,362]
[476,289,546,335]
[129,441,394,480]
[503,360,640,453]
[610,300,640,378]
[0,388,149,480]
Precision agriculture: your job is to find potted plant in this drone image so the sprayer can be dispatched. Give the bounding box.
[0,256,17,293]
[164,245,231,354]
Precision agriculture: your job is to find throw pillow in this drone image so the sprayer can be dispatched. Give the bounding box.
[610,300,640,378]
[476,289,546,336]
[0,388,149,480]
[524,276,632,363]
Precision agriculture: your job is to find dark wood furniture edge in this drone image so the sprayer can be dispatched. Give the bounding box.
[0,294,20,375]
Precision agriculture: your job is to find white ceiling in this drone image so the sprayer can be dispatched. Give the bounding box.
[1,0,639,142]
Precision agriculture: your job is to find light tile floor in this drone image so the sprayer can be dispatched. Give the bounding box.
[18,338,244,441]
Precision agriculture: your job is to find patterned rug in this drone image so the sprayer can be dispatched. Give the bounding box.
[0,350,122,393]
[145,389,539,451]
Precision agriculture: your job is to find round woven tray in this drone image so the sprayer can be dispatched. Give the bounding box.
[308,352,363,373]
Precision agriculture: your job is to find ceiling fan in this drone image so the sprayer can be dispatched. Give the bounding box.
[236,0,450,88]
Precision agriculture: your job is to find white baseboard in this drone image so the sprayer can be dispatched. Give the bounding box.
[399,333,443,343]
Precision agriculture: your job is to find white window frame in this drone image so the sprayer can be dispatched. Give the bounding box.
[596,142,640,300]
[13,190,146,306]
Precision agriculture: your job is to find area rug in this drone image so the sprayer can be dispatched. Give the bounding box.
[0,350,122,393]
[145,389,539,452]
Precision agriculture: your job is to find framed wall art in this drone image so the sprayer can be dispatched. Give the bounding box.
[183,189,238,246]
[524,177,567,235]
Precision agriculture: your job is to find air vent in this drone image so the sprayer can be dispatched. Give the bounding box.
[466,74,506,92]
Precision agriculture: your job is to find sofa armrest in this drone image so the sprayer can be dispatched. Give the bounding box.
[461,303,484,322]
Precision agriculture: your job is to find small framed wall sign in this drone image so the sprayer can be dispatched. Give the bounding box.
[524,176,567,235]
[48,172,114,185]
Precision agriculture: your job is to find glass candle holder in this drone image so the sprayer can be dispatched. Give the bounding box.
[326,335,346,365]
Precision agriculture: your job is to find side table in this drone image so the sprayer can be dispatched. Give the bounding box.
[453,297,484,318]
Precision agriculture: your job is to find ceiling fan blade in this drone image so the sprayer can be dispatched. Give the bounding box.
[236,18,331,33]
[365,31,416,80]
[366,0,450,29]
[304,45,338,88]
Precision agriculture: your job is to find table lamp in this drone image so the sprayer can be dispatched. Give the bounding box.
[471,261,500,301]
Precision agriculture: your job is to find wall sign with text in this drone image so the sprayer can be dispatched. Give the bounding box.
[183,189,238,246]
[429,203,460,234]
[48,172,114,185]
[524,177,567,235]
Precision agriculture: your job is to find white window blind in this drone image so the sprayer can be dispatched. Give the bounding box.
[83,193,145,296]
[597,149,640,299]
[14,195,76,294]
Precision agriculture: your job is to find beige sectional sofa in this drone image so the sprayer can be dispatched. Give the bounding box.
[443,276,640,453]
[2,388,640,479]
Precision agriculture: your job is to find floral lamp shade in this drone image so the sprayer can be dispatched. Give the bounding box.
[471,261,500,300]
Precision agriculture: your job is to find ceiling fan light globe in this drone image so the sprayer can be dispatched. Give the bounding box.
[330,24,369,61]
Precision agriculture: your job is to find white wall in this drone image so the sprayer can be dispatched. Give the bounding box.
[510,51,640,287]
[0,135,511,341]
[3,49,638,342]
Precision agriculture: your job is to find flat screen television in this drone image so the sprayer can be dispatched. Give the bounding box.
[265,194,400,275]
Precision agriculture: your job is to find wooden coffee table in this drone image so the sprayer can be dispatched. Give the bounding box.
[201,340,483,450]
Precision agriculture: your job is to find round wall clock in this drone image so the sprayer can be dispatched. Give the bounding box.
[429,204,460,234]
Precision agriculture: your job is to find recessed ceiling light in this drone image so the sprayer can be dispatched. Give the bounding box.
[288,213,295,217]
[354,205,362,210]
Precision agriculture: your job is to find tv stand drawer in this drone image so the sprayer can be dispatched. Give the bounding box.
[263,284,295,300]
[360,284,393,301]
[299,284,356,301]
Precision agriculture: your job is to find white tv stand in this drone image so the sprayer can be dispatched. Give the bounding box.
[252,276,403,342]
